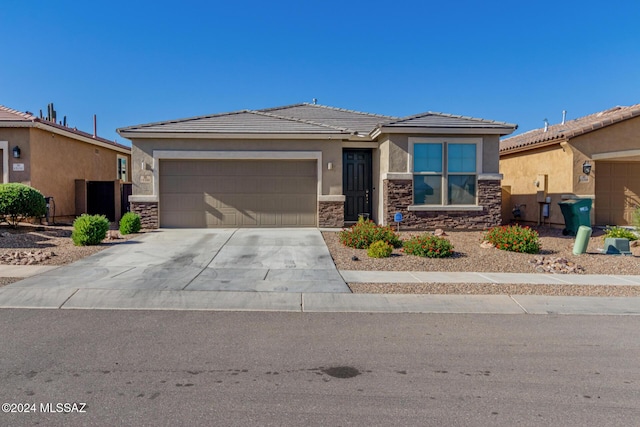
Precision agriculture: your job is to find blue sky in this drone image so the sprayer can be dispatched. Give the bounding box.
[2,1,639,145]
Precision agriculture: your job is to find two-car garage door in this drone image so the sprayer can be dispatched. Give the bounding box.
[159,159,317,228]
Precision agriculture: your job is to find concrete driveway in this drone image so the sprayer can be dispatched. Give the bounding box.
[8,229,350,293]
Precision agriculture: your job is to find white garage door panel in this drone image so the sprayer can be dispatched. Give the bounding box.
[160,159,317,228]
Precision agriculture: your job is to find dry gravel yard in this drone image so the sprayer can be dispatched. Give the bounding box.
[323,227,640,296]
[0,223,138,288]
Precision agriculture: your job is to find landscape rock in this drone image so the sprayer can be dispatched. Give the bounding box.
[0,250,56,265]
[528,256,585,274]
[434,229,447,236]
[480,240,494,249]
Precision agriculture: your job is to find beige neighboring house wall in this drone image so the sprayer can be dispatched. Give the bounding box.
[500,144,574,226]
[500,104,640,227]
[0,105,131,222]
[29,128,130,218]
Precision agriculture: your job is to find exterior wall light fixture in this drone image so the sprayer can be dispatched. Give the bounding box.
[12,146,21,158]
[582,161,592,175]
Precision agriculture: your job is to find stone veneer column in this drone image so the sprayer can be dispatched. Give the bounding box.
[318,201,344,228]
[383,179,502,230]
[130,201,159,229]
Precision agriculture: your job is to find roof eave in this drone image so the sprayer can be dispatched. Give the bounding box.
[376,126,517,136]
[499,139,564,156]
[117,130,350,140]
[1,120,130,154]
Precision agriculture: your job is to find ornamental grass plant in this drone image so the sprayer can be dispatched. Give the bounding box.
[484,224,540,254]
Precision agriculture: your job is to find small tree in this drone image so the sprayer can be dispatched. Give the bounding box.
[0,183,46,227]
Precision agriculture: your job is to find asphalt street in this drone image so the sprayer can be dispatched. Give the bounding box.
[1,310,639,426]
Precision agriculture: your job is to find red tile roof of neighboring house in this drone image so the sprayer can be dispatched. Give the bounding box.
[500,104,640,153]
[0,104,130,151]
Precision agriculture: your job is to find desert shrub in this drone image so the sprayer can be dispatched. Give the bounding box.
[367,240,394,258]
[484,224,540,254]
[603,226,637,241]
[0,183,46,227]
[339,217,402,249]
[402,234,454,258]
[119,212,141,235]
[72,214,110,246]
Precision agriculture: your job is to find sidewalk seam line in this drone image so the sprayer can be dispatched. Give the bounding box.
[182,229,239,290]
[509,295,528,314]
[548,275,572,284]
[476,273,498,283]
[408,272,422,282]
[109,267,136,279]
[59,289,80,309]
[612,275,640,285]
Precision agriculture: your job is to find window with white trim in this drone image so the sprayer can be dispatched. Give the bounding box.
[117,156,127,181]
[412,139,479,205]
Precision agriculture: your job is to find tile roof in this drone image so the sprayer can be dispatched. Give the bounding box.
[382,111,516,130]
[0,105,36,121]
[260,103,398,134]
[120,109,348,134]
[119,103,515,137]
[0,104,130,150]
[500,104,640,153]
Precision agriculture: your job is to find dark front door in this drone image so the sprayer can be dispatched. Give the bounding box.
[343,149,372,222]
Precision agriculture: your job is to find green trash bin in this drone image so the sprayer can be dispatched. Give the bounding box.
[557,199,592,236]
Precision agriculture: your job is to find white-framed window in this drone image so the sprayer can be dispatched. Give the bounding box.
[117,156,128,181]
[409,138,481,206]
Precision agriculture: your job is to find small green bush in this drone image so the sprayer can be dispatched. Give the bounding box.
[339,217,402,249]
[119,212,141,235]
[402,234,454,258]
[367,240,394,258]
[484,224,540,254]
[0,183,46,227]
[72,214,110,246]
[603,226,637,241]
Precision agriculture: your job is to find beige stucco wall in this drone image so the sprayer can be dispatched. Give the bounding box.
[130,138,345,197]
[500,144,574,226]
[382,134,502,174]
[30,128,131,218]
[0,128,32,185]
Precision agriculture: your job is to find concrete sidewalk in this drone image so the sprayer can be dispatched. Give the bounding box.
[0,287,638,315]
[1,265,639,314]
[340,270,640,286]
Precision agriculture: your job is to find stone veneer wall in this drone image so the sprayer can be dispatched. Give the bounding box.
[318,201,344,228]
[130,201,159,229]
[383,179,502,230]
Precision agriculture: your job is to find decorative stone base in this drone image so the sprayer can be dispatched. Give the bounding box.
[383,179,502,230]
[318,201,344,228]
[130,201,159,229]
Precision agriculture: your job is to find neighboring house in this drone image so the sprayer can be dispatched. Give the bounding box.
[117,103,515,229]
[0,105,132,223]
[500,104,640,227]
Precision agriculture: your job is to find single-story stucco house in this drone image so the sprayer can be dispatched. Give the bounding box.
[0,104,132,222]
[500,104,640,227]
[117,103,516,229]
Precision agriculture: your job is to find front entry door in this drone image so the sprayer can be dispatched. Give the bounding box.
[343,149,372,222]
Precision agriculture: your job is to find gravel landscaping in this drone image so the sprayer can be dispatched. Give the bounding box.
[1,223,639,297]
[323,226,640,296]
